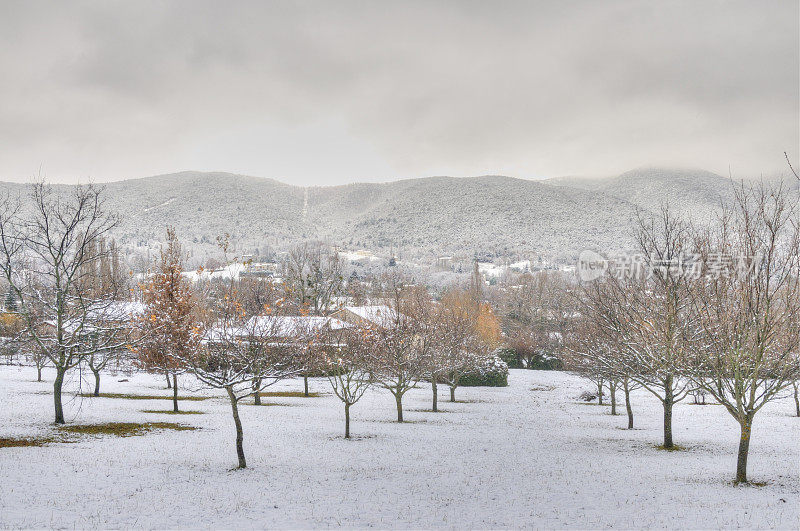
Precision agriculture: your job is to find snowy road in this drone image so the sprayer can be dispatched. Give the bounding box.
[0,366,798,529]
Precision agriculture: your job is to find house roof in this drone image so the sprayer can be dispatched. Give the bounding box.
[245,315,350,337]
[342,305,399,327]
[86,301,146,322]
[44,301,145,333]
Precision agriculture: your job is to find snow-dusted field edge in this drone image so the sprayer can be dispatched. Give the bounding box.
[0,366,797,529]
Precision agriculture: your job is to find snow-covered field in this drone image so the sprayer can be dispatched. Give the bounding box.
[0,366,797,529]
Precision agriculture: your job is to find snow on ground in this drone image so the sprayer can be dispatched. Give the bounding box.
[0,366,798,529]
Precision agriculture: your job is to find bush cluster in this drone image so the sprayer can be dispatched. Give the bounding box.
[459,355,509,387]
[497,346,561,370]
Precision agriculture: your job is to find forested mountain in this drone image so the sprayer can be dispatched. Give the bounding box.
[0,167,763,260]
[545,167,737,218]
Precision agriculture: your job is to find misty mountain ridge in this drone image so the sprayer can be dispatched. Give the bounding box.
[0,167,787,262]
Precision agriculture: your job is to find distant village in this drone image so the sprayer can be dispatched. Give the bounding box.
[175,245,574,288]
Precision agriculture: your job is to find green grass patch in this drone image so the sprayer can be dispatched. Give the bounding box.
[734,480,768,487]
[654,444,687,452]
[257,391,321,398]
[372,419,430,424]
[0,436,56,448]
[58,422,197,437]
[80,392,209,401]
[140,409,205,415]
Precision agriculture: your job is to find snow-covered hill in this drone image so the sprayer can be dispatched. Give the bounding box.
[547,167,736,218]
[0,167,758,259]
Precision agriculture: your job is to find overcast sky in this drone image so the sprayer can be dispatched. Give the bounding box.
[0,0,797,185]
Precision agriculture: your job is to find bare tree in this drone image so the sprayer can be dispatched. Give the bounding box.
[580,207,696,446]
[29,345,49,381]
[237,276,283,318]
[283,242,344,394]
[686,183,800,483]
[496,271,570,369]
[193,282,300,469]
[574,278,643,427]
[84,302,141,396]
[371,316,427,422]
[404,287,447,411]
[784,151,799,181]
[322,325,376,438]
[366,278,429,422]
[283,242,344,315]
[564,313,609,406]
[625,206,698,448]
[0,183,129,423]
[792,381,800,417]
[86,350,115,396]
[79,236,136,396]
[787,379,800,417]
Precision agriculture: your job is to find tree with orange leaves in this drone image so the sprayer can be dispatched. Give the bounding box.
[474,300,502,350]
[134,228,202,413]
[437,288,500,402]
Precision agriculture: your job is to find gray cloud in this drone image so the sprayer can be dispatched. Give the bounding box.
[0,0,797,184]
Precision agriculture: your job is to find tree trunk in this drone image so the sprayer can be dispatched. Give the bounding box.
[609,380,617,415]
[226,387,246,469]
[735,415,753,484]
[93,369,101,397]
[597,379,604,405]
[165,371,172,389]
[793,383,799,417]
[395,392,404,422]
[253,378,262,406]
[624,380,634,429]
[432,379,438,412]
[37,364,42,382]
[54,367,66,424]
[304,375,309,397]
[344,402,351,439]
[662,378,674,448]
[449,385,456,402]
[172,373,179,413]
